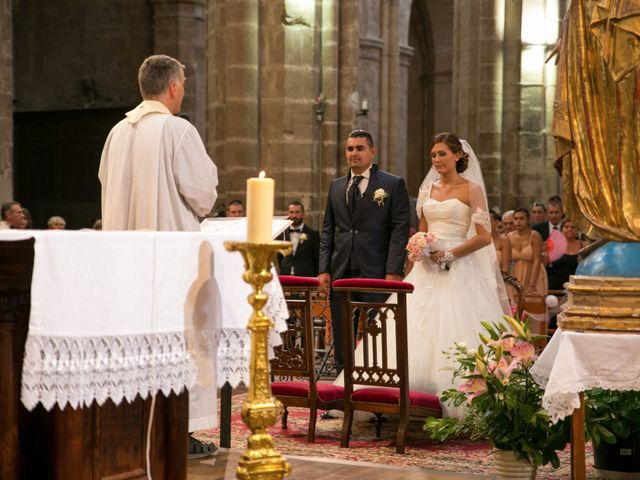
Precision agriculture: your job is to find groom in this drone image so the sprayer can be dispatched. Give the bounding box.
[319,129,410,373]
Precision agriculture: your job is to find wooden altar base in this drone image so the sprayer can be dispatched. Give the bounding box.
[0,239,189,480]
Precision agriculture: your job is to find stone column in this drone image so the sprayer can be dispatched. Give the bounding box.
[397,44,413,181]
[501,0,522,210]
[452,0,481,145]
[453,0,505,209]
[316,0,342,225]
[206,0,260,205]
[476,0,505,210]
[336,0,360,178]
[0,0,12,199]
[151,0,207,135]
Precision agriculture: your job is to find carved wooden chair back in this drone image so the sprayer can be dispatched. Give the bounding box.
[270,276,344,442]
[332,278,442,454]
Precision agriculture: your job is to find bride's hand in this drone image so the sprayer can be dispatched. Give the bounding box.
[430,250,444,264]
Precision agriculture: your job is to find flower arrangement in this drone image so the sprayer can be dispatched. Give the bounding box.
[372,188,389,206]
[298,232,308,243]
[424,316,569,468]
[406,232,450,270]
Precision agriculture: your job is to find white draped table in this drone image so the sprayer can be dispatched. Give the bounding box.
[0,226,289,431]
[531,328,640,479]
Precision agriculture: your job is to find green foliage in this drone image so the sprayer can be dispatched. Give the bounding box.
[423,317,569,468]
[586,388,640,446]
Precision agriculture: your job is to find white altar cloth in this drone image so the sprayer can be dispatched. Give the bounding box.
[0,229,288,424]
[531,328,640,423]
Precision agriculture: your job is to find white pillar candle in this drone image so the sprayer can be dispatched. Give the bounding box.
[246,171,275,243]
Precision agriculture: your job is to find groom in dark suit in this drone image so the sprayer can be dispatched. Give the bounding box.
[277,200,320,277]
[319,129,410,372]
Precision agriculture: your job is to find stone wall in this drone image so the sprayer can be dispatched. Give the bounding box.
[206,0,358,226]
[13,0,152,112]
[0,0,12,199]
[4,0,566,221]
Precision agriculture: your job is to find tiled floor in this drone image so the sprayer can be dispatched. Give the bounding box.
[188,449,489,480]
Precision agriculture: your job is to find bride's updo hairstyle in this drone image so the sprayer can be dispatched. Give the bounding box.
[430,132,469,173]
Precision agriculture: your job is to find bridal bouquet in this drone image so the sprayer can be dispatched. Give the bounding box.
[423,316,568,468]
[406,232,436,262]
[406,232,450,270]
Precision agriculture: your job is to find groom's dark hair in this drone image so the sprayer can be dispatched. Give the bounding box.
[348,129,374,148]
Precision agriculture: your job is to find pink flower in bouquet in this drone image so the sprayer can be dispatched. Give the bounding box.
[406,232,437,262]
[510,340,536,365]
[458,377,488,403]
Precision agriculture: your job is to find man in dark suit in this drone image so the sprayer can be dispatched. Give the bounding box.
[319,129,410,372]
[277,200,320,277]
[532,199,563,241]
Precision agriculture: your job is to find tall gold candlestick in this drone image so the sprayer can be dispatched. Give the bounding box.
[224,240,292,480]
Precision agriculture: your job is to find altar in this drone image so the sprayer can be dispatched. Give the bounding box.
[532,328,640,479]
[0,222,289,480]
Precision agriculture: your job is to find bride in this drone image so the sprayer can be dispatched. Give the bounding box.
[335,132,510,418]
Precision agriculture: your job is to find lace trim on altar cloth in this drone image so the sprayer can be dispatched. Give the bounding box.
[21,331,194,411]
[535,373,640,423]
[471,208,491,231]
[216,328,283,388]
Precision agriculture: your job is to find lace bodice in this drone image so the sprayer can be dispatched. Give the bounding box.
[423,198,471,243]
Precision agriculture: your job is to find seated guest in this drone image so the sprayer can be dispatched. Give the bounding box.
[226,200,245,217]
[48,216,66,230]
[548,219,582,290]
[530,202,547,224]
[502,209,515,234]
[277,200,320,277]
[0,201,26,229]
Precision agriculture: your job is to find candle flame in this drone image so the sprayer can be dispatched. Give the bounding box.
[259,171,266,179]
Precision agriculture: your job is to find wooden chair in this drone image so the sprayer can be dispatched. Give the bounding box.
[502,271,524,319]
[332,278,442,454]
[270,275,344,442]
[503,272,548,344]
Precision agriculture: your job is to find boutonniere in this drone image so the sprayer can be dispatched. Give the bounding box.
[372,188,389,206]
[298,233,309,243]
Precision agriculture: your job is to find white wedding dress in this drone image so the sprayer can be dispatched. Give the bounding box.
[403,197,507,416]
[334,194,509,418]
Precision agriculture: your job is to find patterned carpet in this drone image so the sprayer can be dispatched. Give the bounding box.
[194,392,595,478]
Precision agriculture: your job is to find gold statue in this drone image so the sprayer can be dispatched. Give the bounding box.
[551,0,640,241]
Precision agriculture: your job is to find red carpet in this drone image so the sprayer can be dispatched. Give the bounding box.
[194,393,595,478]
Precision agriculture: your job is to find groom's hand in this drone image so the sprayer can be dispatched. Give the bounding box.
[385,273,403,281]
[318,272,331,295]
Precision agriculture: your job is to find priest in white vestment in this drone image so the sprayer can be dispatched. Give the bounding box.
[98,54,219,456]
[99,57,218,231]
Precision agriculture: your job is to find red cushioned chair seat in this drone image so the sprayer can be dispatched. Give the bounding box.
[272,380,345,402]
[351,387,441,411]
[332,277,414,293]
[278,275,320,288]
